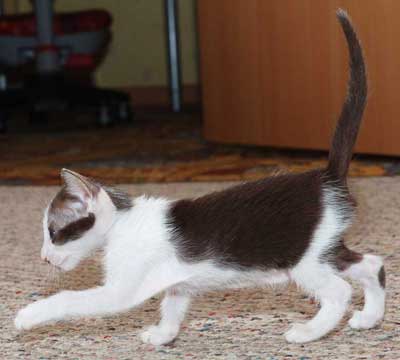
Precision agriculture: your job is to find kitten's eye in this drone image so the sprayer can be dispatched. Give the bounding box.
[48,227,55,239]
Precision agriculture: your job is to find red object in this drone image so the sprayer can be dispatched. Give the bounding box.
[0,9,111,36]
[36,44,58,53]
[65,54,96,69]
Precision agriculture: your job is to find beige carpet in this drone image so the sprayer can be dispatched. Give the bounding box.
[0,178,399,359]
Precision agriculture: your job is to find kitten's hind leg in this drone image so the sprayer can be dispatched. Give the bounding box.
[140,289,191,346]
[338,247,386,330]
[285,264,352,343]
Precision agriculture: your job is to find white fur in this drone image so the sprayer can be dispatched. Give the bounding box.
[285,189,353,342]
[343,254,385,329]
[141,291,191,346]
[15,188,385,345]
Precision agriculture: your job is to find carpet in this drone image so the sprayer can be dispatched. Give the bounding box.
[0,178,399,359]
[1,112,398,185]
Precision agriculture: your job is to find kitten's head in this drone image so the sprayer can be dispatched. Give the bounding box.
[41,169,127,271]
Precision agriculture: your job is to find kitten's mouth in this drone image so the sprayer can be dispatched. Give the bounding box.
[52,264,65,271]
[44,256,70,271]
[56,256,79,272]
[45,261,64,272]
[53,262,69,272]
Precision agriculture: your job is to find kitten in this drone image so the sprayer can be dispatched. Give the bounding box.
[15,9,386,345]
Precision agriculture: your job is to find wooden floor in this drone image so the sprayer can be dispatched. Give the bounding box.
[1,111,398,185]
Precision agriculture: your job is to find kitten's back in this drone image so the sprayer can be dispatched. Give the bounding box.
[168,170,324,268]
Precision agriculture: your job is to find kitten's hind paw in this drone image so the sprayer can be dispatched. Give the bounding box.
[284,323,321,343]
[348,310,383,330]
[140,324,179,346]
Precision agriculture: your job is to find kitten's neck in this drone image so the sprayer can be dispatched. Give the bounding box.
[104,195,171,249]
[94,189,119,246]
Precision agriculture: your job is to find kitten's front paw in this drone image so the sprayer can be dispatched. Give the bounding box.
[284,323,320,343]
[140,325,178,346]
[14,302,48,331]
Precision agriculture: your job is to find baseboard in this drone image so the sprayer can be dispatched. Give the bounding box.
[121,84,201,110]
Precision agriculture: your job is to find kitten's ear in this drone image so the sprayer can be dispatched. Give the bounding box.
[60,169,100,201]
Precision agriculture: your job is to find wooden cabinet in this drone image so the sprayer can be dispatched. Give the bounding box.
[198,0,400,155]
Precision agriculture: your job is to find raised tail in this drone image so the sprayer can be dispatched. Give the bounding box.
[326,9,367,181]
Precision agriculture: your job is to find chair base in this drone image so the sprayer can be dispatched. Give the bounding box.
[0,73,133,132]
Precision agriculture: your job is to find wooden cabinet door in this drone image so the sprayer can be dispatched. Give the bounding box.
[198,0,400,155]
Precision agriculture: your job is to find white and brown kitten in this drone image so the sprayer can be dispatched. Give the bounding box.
[15,10,385,345]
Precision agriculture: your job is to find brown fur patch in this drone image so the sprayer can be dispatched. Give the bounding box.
[103,186,132,211]
[328,241,363,272]
[378,266,386,288]
[50,187,81,213]
[326,10,367,182]
[168,170,324,269]
[48,186,88,236]
[52,213,96,245]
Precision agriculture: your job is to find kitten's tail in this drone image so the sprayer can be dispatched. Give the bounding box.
[326,9,367,181]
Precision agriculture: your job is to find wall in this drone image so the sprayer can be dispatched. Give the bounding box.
[8,0,199,89]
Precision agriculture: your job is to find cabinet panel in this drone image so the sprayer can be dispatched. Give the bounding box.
[198,0,400,155]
